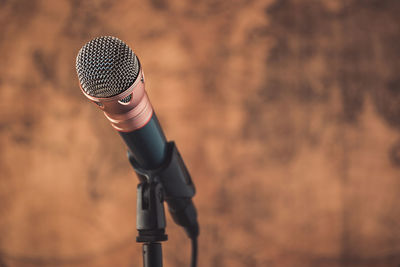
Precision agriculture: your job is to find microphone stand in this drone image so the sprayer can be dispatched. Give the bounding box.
[128,142,198,267]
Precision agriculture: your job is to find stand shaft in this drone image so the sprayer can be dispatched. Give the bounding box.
[143,242,163,267]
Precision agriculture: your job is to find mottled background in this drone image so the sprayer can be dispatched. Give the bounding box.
[1,0,400,266]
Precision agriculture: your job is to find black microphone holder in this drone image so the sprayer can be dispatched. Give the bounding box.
[136,181,166,267]
[128,142,199,267]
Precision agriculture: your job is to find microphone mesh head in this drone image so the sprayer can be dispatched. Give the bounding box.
[76,36,140,98]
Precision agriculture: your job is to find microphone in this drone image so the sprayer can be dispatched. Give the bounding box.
[75,36,199,239]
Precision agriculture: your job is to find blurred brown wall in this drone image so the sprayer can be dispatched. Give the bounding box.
[1,0,400,266]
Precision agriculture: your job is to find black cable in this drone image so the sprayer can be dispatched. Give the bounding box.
[190,237,198,267]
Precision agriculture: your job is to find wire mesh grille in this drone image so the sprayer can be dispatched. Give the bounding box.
[76,36,140,98]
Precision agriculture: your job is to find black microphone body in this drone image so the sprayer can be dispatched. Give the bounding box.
[120,113,167,170]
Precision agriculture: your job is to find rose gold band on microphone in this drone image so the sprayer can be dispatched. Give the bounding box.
[79,69,154,132]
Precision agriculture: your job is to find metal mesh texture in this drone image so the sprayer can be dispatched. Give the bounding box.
[119,94,132,103]
[76,36,140,98]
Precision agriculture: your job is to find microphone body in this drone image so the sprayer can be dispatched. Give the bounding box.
[75,36,199,239]
[120,114,167,170]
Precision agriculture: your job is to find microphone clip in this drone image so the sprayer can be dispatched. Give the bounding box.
[128,141,199,267]
[128,141,199,240]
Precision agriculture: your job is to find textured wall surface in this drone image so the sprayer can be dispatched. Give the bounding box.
[1,0,400,266]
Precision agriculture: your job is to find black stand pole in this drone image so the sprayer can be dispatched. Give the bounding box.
[143,243,163,267]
